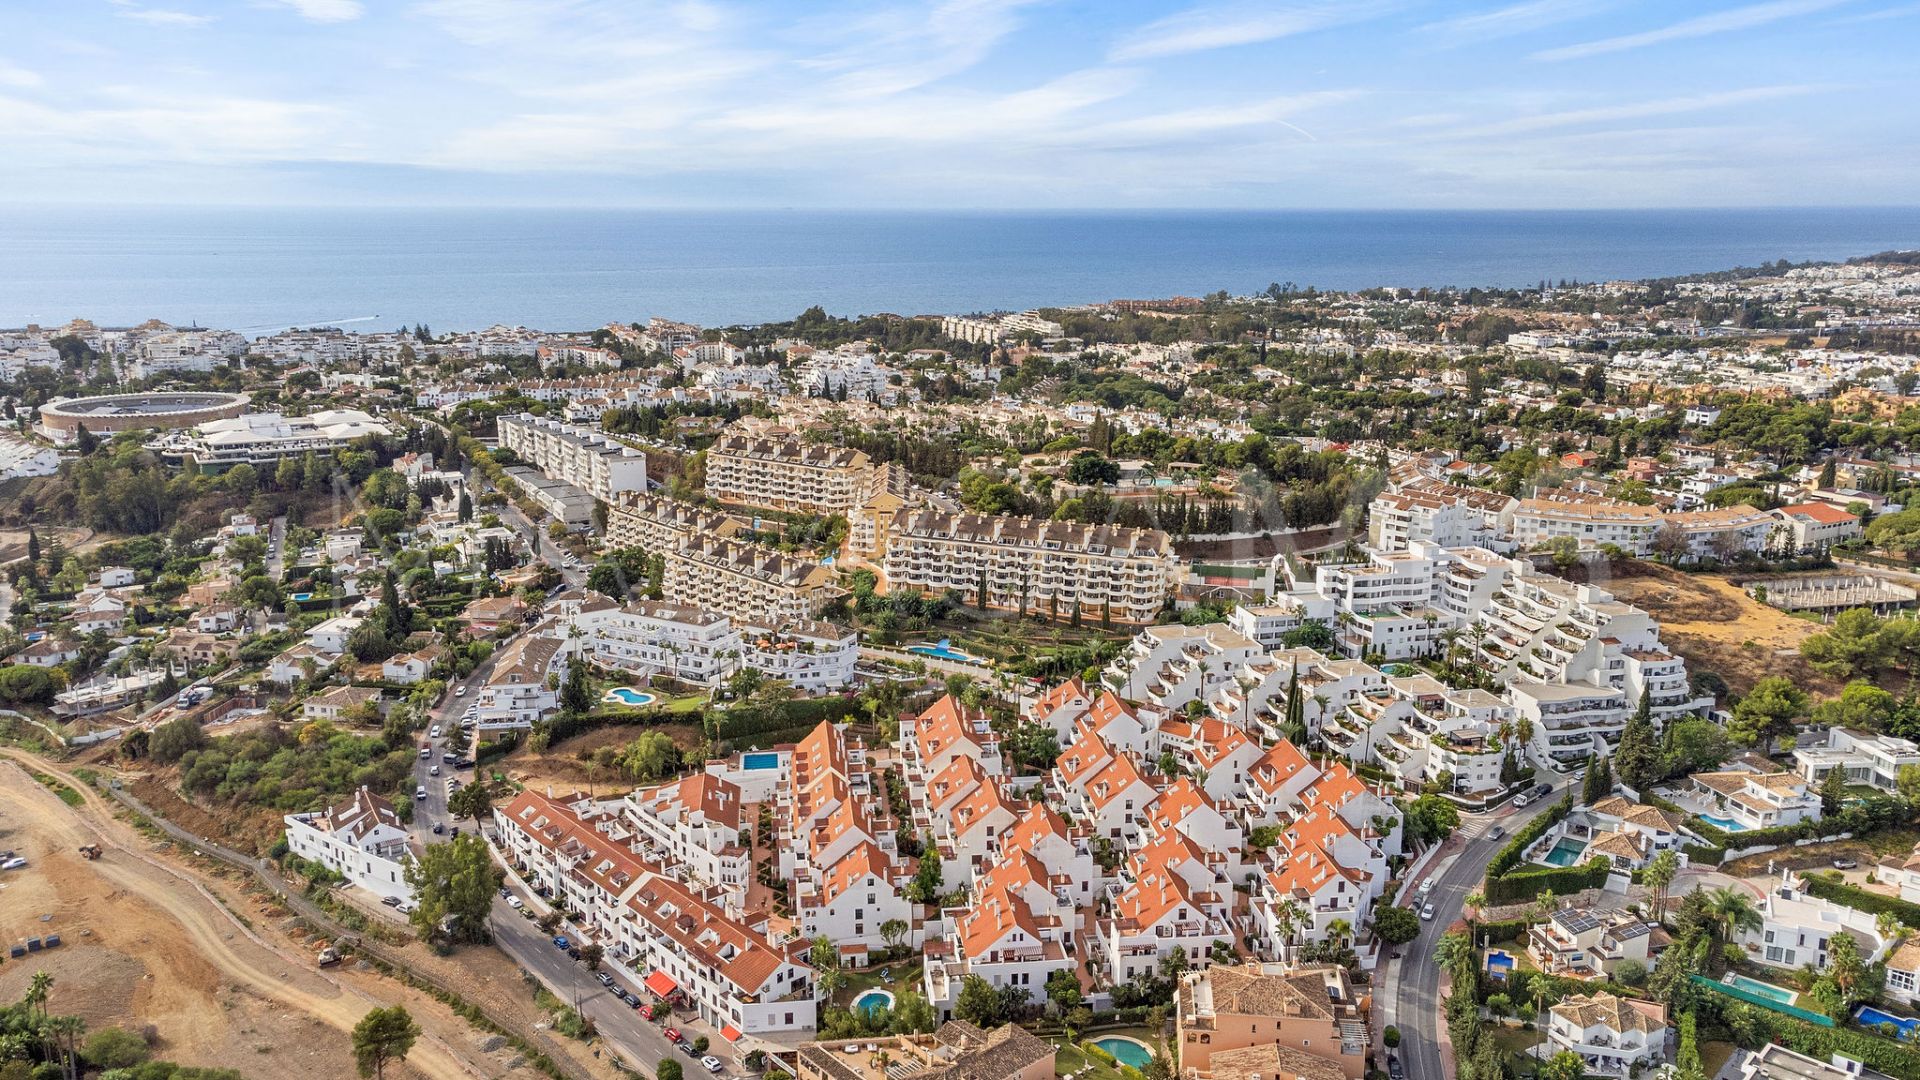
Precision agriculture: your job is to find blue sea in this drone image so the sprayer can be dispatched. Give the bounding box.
[2,205,1918,333]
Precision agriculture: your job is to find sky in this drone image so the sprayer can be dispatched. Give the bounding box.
[0,0,1915,209]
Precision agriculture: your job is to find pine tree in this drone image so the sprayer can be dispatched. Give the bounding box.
[1583,753,1613,805]
[26,527,39,564]
[1615,693,1660,795]
[74,422,98,455]
[457,491,472,523]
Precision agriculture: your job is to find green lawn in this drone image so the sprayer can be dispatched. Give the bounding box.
[837,959,925,1007]
[1702,1041,1737,1078]
[1487,1025,1543,1077]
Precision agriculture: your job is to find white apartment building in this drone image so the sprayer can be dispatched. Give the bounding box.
[153,409,391,471]
[705,430,874,515]
[1510,681,1628,770]
[1227,595,1337,650]
[663,537,842,624]
[557,596,742,688]
[283,787,414,903]
[604,491,749,553]
[494,790,819,1036]
[1506,498,1663,554]
[621,773,752,900]
[497,413,649,504]
[1793,727,1920,792]
[884,510,1180,627]
[130,328,248,378]
[1102,623,1264,712]
[1368,480,1514,552]
[1771,502,1863,552]
[738,619,858,692]
[474,635,564,732]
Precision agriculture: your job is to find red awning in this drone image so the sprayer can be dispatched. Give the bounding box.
[645,970,678,997]
[721,1025,743,1043]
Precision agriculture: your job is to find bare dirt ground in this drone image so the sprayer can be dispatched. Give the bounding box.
[500,722,705,792]
[0,524,96,564]
[0,755,620,1080]
[1602,562,1842,698]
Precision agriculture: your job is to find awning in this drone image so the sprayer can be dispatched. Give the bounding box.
[645,970,679,997]
[721,1025,743,1043]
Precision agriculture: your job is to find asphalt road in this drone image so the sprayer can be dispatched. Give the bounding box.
[1393,794,1560,1080]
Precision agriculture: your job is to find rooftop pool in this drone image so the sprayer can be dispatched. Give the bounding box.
[742,752,781,771]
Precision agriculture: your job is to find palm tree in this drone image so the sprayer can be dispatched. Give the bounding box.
[1704,886,1763,966]
[1533,888,1558,921]
[1433,930,1477,989]
[1642,849,1679,924]
[1327,919,1353,948]
[1463,890,1486,933]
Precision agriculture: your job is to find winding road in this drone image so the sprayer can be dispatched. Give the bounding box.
[1392,795,1560,1080]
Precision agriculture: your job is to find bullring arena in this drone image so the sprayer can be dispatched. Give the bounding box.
[36,391,249,445]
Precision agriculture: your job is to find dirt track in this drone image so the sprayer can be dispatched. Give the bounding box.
[0,755,529,1079]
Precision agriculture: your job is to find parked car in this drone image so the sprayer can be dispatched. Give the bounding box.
[702,1057,724,1074]
[597,972,615,986]
[1832,857,1860,870]
[454,685,467,697]
[429,725,441,739]
[1420,903,1436,921]
[418,746,431,758]
[567,947,582,961]
[414,786,428,801]
[677,1042,698,1057]
[1536,783,1554,797]
[507,896,523,909]
[552,936,571,949]
[624,992,642,1009]
[1513,793,1532,808]
[380,895,401,907]
[664,1030,682,1043]
[429,765,441,777]
[1,857,27,871]
[1388,1055,1405,1080]
[431,822,445,835]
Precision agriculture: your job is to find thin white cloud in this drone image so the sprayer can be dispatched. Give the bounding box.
[1419,1,1616,45]
[1533,0,1851,61]
[108,1,214,27]
[1440,84,1825,138]
[0,61,43,89]
[1107,1,1396,62]
[1834,1,1920,22]
[261,0,366,22]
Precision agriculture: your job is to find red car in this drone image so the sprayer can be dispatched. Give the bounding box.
[665,1030,682,1042]
[640,1005,654,1020]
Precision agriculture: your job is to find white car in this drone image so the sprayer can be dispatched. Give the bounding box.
[1420,903,1436,921]
[429,765,441,777]
[454,685,467,697]
[507,895,524,910]
[429,725,441,739]
[1,857,27,871]
[415,786,428,801]
[701,1058,723,1074]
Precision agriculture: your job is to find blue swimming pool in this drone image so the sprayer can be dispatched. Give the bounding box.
[603,687,656,707]
[1541,839,1587,867]
[907,638,976,662]
[742,752,781,771]
[290,592,313,602]
[1093,1038,1154,1068]
[1700,814,1749,832]
[1856,1005,1918,1039]
[853,990,894,1018]
[1486,950,1515,979]
[1725,974,1798,1005]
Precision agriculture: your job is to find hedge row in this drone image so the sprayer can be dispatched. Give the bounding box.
[1799,874,1920,930]
[1485,858,1611,905]
[714,696,860,740]
[1700,994,1920,1080]
[1485,794,1574,880]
